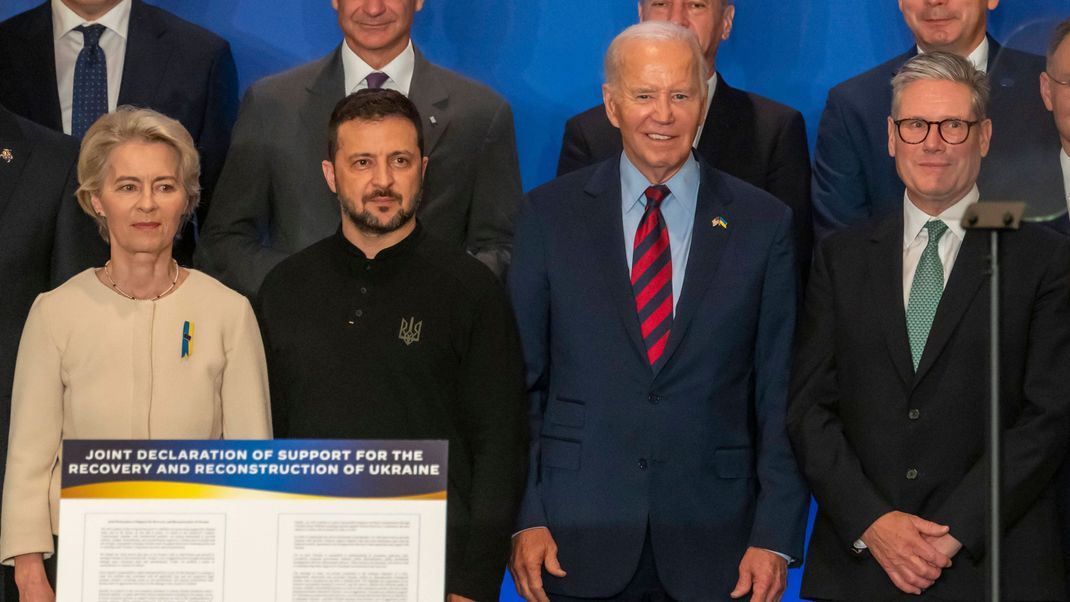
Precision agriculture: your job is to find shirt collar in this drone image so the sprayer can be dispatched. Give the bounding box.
[333,220,425,263]
[902,185,978,250]
[52,0,131,40]
[1060,148,1070,201]
[693,72,717,149]
[620,151,701,217]
[916,36,989,73]
[341,39,415,96]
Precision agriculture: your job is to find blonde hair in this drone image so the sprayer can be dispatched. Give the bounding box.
[76,106,201,240]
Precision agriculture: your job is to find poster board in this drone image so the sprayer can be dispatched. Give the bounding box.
[57,439,447,602]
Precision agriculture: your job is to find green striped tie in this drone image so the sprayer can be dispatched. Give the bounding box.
[906,220,949,370]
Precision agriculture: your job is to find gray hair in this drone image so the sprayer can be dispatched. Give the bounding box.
[604,21,707,90]
[891,51,989,120]
[1048,17,1070,68]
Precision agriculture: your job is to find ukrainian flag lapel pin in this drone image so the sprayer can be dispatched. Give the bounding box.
[181,321,194,358]
[712,216,728,229]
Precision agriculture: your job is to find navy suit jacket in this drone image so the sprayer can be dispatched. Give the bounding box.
[812,37,1061,237]
[509,155,810,600]
[558,75,813,279]
[0,0,238,258]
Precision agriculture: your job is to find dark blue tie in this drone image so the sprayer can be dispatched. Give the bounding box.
[72,24,108,139]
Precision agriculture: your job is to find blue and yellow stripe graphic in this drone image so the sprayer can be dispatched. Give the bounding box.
[181,320,194,358]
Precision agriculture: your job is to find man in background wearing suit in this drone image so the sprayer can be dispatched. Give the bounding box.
[1040,18,1070,232]
[0,0,239,264]
[812,0,1061,237]
[1039,17,1070,588]
[790,52,1070,600]
[558,0,813,278]
[509,22,809,602]
[197,0,522,296]
[0,102,106,601]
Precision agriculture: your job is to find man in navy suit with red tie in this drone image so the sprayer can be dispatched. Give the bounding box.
[508,21,808,602]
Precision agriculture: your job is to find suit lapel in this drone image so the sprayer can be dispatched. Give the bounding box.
[912,230,987,384]
[695,75,748,174]
[867,214,914,390]
[695,74,729,167]
[408,46,449,156]
[0,108,33,227]
[654,161,733,377]
[581,159,650,371]
[118,1,170,109]
[17,3,62,130]
[298,50,345,212]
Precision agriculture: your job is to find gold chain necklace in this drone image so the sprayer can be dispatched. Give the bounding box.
[103,259,179,300]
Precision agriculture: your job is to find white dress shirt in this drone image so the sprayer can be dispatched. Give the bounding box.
[917,37,989,73]
[341,39,415,97]
[902,187,977,308]
[1060,149,1070,216]
[52,0,130,135]
[693,72,718,148]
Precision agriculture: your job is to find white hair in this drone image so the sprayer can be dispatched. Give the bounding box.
[604,21,707,90]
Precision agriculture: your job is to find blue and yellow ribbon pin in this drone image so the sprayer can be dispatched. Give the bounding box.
[181,321,194,358]
[712,216,728,229]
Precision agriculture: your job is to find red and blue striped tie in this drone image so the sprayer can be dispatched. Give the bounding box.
[632,185,672,365]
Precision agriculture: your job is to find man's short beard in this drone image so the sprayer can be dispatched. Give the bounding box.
[341,187,422,235]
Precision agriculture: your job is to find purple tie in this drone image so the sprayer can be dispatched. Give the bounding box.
[365,72,389,89]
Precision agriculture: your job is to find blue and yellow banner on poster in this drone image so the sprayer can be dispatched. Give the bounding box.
[61,439,448,501]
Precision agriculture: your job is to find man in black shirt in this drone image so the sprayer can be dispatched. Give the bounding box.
[257,89,526,602]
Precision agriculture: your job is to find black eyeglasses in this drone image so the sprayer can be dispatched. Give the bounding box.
[1046,71,1070,87]
[893,118,979,145]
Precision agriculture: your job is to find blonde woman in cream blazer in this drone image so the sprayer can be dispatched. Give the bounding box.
[0,108,271,601]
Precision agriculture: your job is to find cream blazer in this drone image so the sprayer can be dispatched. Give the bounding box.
[0,269,271,564]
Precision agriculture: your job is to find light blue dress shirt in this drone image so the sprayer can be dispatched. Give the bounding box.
[621,152,700,315]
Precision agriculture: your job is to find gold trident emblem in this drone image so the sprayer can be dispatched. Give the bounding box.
[399,316,422,346]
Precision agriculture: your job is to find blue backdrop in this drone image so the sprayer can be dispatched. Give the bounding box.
[3,1,1068,599]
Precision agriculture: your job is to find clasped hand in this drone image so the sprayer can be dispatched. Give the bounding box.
[861,511,961,594]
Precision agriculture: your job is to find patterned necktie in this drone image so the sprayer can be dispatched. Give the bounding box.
[72,24,108,139]
[906,220,949,370]
[365,72,389,89]
[632,185,673,366]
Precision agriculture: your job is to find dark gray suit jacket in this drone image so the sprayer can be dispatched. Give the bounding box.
[196,46,522,296]
[0,103,106,508]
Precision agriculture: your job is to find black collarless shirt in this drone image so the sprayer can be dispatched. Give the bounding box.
[257,223,526,601]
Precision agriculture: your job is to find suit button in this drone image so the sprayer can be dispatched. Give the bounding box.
[647,393,661,404]
[638,458,648,470]
[354,309,364,317]
[360,287,368,295]
[906,468,918,480]
[908,409,920,420]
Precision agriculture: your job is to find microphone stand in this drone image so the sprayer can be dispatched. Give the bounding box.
[961,200,1026,602]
